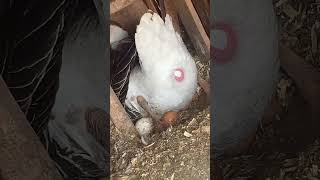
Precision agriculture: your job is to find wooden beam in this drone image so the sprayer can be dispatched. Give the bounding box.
[280,44,320,133]
[110,0,148,35]
[172,0,210,61]
[143,0,159,13]
[0,77,62,180]
[164,0,181,33]
[279,43,320,108]
[110,0,136,15]
[142,0,182,33]
[191,0,210,36]
[109,86,140,141]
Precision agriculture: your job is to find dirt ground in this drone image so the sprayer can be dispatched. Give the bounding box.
[110,28,211,179]
[219,1,320,179]
[110,106,210,180]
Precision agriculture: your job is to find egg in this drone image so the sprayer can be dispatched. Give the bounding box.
[153,111,179,133]
[162,111,179,125]
[135,117,153,145]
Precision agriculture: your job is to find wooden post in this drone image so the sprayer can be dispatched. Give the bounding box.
[279,44,320,133]
[164,0,181,33]
[109,86,140,141]
[279,43,320,109]
[0,77,62,180]
[143,0,182,33]
[191,0,210,36]
[143,0,159,12]
[172,0,210,61]
[110,0,148,35]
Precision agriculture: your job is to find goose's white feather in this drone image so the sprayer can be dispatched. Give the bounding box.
[110,25,128,49]
[126,12,198,120]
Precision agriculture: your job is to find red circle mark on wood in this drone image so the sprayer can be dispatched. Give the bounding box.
[211,22,237,64]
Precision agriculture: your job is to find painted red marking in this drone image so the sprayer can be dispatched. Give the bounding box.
[211,22,237,64]
[174,68,184,82]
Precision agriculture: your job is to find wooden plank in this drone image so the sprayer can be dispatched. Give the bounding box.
[191,0,210,36]
[172,0,210,60]
[111,0,148,35]
[143,0,159,13]
[110,0,136,15]
[279,44,320,132]
[164,0,181,33]
[279,43,320,109]
[0,77,62,180]
[143,0,181,33]
[110,86,140,141]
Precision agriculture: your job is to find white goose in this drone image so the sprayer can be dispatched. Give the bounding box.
[111,12,198,144]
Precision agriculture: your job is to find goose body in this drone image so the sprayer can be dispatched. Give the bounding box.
[211,0,279,158]
[0,0,108,179]
[111,12,197,123]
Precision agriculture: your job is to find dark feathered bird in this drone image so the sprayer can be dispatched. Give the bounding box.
[0,0,107,179]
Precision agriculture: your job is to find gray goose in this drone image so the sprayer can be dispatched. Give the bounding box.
[0,0,108,179]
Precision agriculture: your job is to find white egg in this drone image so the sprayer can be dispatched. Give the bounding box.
[135,117,153,145]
